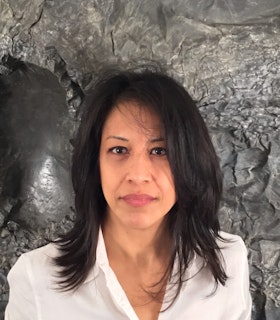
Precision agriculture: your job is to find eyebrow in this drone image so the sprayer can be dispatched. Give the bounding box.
[106,136,129,141]
[150,137,165,143]
[105,136,165,143]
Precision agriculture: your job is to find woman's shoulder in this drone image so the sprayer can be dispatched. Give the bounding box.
[217,231,247,251]
[216,231,249,272]
[16,242,58,264]
[8,243,59,283]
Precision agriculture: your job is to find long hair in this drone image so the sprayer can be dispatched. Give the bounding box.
[53,68,227,306]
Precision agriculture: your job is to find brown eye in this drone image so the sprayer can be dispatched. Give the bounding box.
[150,147,167,156]
[110,146,128,154]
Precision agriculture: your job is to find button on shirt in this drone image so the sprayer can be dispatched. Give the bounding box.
[5,231,252,320]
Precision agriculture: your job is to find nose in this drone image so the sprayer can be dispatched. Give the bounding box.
[126,153,152,183]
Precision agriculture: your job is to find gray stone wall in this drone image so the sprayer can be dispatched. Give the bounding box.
[0,0,280,319]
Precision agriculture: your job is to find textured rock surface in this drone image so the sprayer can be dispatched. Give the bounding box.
[0,0,279,319]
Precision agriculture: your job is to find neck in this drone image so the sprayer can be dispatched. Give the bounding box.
[102,219,172,267]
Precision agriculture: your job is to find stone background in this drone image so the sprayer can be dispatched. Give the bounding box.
[0,0,279,319]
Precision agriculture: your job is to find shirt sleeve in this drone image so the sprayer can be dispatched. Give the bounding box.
[5,254,38,320]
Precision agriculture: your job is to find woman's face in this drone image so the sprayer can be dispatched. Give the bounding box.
[99,101,176,231]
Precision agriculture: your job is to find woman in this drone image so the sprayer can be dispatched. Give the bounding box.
[5,68,252,319]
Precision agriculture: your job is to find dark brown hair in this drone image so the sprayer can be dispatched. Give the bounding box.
[53,68,227,308]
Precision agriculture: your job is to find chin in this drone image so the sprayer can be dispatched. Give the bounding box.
[123,216,166,231]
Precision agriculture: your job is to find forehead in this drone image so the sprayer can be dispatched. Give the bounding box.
[102,101,163,136]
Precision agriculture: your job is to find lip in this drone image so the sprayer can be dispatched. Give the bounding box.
[121,194,156,207]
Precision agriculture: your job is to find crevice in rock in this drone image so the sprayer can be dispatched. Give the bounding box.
[44,46,84,117]
[28,1,45,37]
[110,30,116,56]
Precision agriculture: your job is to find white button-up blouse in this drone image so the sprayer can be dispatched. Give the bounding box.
[5,230,252,320]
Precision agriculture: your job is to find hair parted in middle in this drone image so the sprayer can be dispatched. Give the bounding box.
[53,66,227,308]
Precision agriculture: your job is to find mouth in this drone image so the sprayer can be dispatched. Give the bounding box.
[121,194,156,207]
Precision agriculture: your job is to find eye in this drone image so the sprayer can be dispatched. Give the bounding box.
[150,147,167,156]
[109,146,128,154]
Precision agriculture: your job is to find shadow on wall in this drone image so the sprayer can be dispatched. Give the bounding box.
[0,58,76,318]
[0,56,74,229]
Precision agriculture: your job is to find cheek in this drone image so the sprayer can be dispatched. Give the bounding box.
[157,166,176,197]
[99,156,110,194]
[99,160,120,201]
[162,166,175,188]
